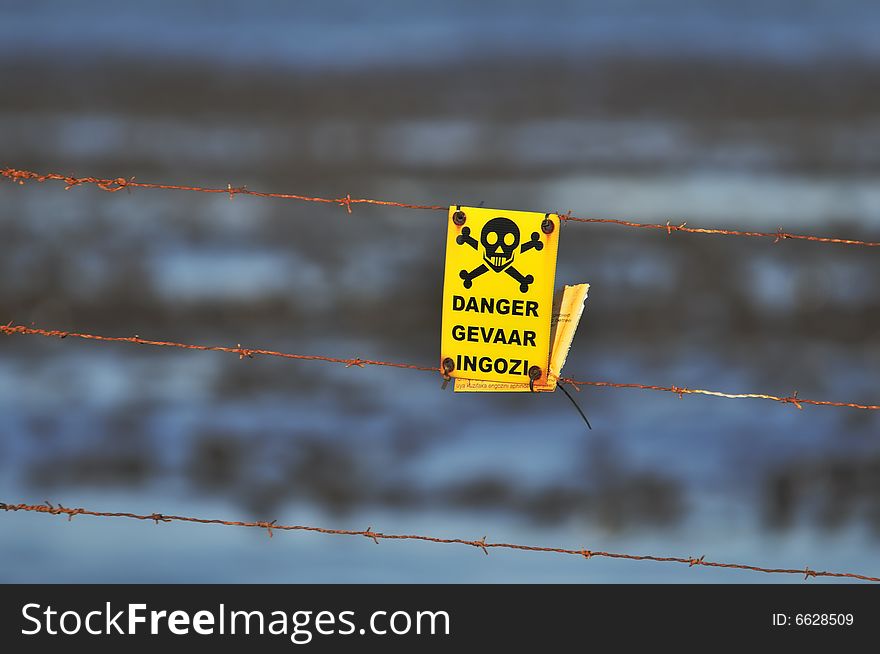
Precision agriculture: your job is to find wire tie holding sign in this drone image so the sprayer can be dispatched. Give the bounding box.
[557,381,592,430]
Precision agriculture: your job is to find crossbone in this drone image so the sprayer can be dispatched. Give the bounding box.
[520,231,544,254]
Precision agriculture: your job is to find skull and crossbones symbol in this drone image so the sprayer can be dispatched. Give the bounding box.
[456,217,543,292]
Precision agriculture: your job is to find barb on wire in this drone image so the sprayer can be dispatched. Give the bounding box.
[1,501,876,582]
[3,167,878,247]
[2,323,878,412]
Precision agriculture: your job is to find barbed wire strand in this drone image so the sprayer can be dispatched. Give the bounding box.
[2,501,876,582]
[3,167,879,247]
[558,212,880,247]
[3,323,878,412]
[0,167,447,213]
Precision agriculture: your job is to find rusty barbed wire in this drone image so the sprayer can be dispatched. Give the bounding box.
[2,501,876,582]
[556,212,880,247]
[557,379,880,411]
[3,323,878,412]
[3,167,879,247]
[0,167,446,214]
[0,323,435,373]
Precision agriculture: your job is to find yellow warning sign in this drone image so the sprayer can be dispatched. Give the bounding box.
[440,206,560,386]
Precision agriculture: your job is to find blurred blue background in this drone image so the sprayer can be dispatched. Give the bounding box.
[1,0,879,582]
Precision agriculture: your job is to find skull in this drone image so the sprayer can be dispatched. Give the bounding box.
[481,217,520,272]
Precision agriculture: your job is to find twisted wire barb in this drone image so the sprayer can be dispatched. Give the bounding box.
[3,323,878,412]
[3,167,879,247]
[2,501,876,582]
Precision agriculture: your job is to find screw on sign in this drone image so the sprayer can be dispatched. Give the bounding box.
[440,206,560,388]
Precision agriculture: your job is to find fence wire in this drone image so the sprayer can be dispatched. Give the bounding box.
[3,165,878,583]
[3,167,879,247]
[3,323,878,412]
[2,501,876,582]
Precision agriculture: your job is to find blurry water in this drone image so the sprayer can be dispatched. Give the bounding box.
[1,1,879,582]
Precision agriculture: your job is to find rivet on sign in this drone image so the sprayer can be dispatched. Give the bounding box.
[541,215,555,235]
[441,357,455,390]
[528,365,542,393]
[452,210,467,226]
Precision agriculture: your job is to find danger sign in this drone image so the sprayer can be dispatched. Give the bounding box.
[440,206,560,387]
